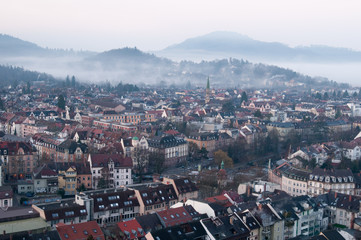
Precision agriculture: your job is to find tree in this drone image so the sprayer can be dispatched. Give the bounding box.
[254,109,263,118]
[343,90,349,98]
[149,151,165,174]
[66,75,70,87]
[71,75,76,87]
[214,150,233,168]
[57,94,66,110]
[335,108,342,119]
[77,184,87,192]
[315,92,322,100]
[222,100,234,112]
[97,178,107,189]
[0,98,4,110]
[57,188,65,198]
[133,147,148,182]
[188,141,201,161]
[241,91,248,103]
[323,92,329,100]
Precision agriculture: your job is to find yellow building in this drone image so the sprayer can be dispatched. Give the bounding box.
[58,166,77,195]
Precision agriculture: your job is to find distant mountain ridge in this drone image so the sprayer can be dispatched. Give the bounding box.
[161,31,361,62]
[0,33,349,88]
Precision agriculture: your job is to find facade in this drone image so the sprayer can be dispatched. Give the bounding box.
[281,167,309,197]
[58,166,77,195]
[75,188,140,225]
[33,165,58,194]
[162,176,199,201]
[132,183,179,215]
[32,200,88,227]
[187,132,217,152]
[0,186,13,209]
[308,168,355,197]
[148,135,188,167]
[0,141,37,181]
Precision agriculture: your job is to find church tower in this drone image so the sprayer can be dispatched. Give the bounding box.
[205,77,210,104]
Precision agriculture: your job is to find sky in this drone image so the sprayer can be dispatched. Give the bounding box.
[1,0,361,52]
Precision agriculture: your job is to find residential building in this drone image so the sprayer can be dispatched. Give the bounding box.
[0,186,13,209]
[308,168,355,197]
[132,183,179,215]
[32,199,88,227]
[88,154,133,189]
[148,135,188,167]
[75,188,140,225]
[56,221,105,240]
[58,166,77,195]
[162,176,199,201]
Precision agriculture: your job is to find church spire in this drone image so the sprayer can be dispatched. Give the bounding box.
[206,77,210,89]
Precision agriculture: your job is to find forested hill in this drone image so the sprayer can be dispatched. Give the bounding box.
[0,65,57,88]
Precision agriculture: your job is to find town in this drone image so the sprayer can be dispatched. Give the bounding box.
[1,73,361,240]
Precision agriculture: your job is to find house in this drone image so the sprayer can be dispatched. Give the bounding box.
[156,206,193,228]
[32,199,88,227]
[33,165,58,194]
[146,221,208,240]
[0,186,13,209]
[187,132,217,152]
[56,221,105,240]
[58,166,77,195]
[308,168,355,197]
[88,154,133,189]
[132,183,178,215]
[0,141,37,181]
[162,176,199,201]
[148,135,188,167]
[117,219,145,240]
[200,213,250,240]
[75,188,140,225]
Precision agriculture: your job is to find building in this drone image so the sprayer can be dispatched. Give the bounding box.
[148,135,188,167]
[88,154,133,189]
[32,199,88,227]
[162,176,199,201]
[58,166,77,196]
[75,188,140,225]
[117,219,145,240]
[0,186,13,209]
[33,165,58,194]
[0,141,37,181]
[308,168,355,197]
[187,132,217,152]
[56,221,105,240]
[132,183,179,215]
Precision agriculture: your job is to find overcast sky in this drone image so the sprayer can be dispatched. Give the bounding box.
[1,0,360,52]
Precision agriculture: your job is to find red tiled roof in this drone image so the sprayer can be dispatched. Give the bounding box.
[205,194,233,207]
[156,206,193,228]
[56,221,105,240]
[117,219,145,239]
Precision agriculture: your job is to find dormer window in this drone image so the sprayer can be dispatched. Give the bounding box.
[332,177,336,182]
[325,177,330,183]
[319,176,324,182]
[349,176,353,182]
[338,177,342,182]
[310,175,314,180]
[314,175,319,181]
[343,177,348,182]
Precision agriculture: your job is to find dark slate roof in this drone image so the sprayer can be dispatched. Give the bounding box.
[36,199,87,221]
[137,184,177,206]
[201,214,250,240]
[310,168,354,183]
[150,221,207,240]
[148,135,187,149]
[135,214,163,233]
[90,189,139,213]
[173,178,198,195]
[90,154,132,168]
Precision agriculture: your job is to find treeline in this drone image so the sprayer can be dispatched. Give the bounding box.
[0,65,56,88]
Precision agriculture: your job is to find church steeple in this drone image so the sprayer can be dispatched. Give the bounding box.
[205,77,210,104]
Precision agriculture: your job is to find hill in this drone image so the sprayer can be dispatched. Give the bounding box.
[160,31,361,62]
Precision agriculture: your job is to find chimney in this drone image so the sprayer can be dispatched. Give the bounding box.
[243,216,247,223]
[335,192,337,198]
[349,195,352,202]
[264,183,267,193]
[258,204,262,210]
[247,185,251,197]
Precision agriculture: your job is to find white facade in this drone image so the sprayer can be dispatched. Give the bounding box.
[90,160,132,189]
